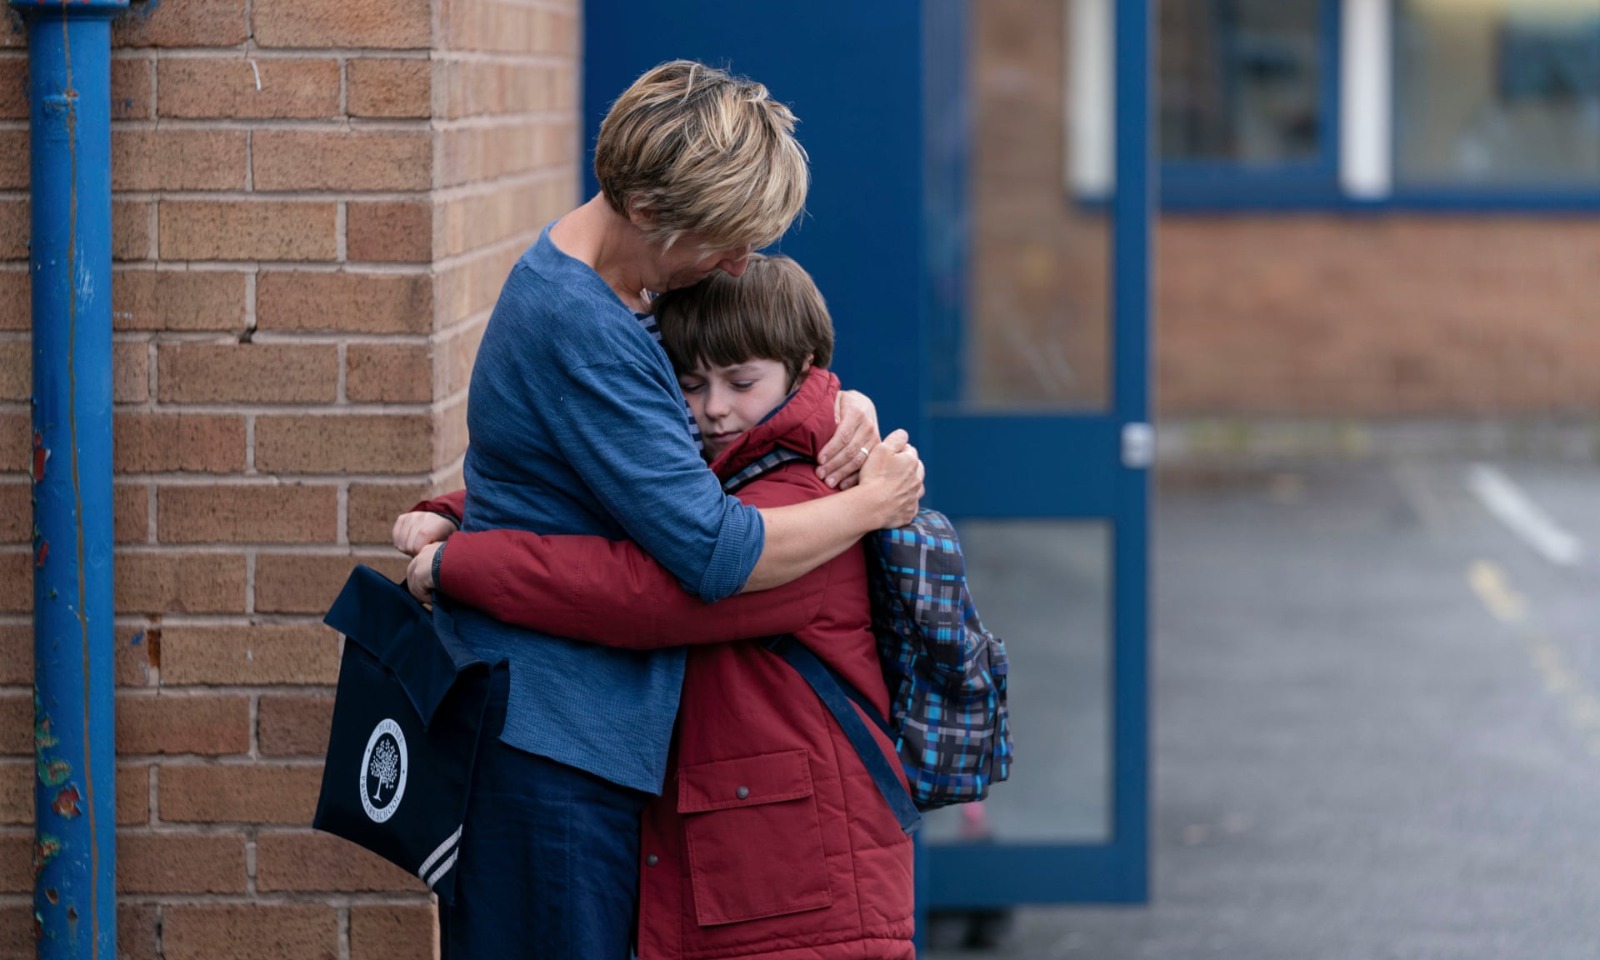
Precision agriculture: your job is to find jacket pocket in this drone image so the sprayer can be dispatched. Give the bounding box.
[678,749,832,927]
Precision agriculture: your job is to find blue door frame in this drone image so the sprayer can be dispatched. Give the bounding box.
[585,0,1153,910]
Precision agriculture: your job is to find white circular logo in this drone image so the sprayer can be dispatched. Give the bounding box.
[359,719,408,824]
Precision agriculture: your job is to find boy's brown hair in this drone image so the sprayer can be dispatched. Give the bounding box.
[652,254,834,388]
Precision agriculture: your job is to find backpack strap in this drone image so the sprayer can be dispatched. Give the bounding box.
[721,447,810,494]
[764,636,922,834]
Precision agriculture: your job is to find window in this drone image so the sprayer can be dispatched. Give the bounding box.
[1157,0,1340,204]
[1160,0,1328,165]
[1395,0,1600,188]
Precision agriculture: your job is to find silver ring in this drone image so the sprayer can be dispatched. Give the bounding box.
[859,445,871,459]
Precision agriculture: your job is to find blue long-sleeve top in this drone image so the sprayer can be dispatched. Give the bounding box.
[440,223,766,794]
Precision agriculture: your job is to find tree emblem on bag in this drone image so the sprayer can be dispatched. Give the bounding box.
[360,719,408,824]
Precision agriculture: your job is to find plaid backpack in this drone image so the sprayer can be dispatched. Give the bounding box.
[724,449,1014,816]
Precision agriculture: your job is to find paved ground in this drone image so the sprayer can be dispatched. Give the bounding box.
[926,459,1600,959]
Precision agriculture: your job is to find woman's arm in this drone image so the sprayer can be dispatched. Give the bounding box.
[420,468,834,648]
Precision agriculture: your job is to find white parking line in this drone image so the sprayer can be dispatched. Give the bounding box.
[1465,464,1585,567]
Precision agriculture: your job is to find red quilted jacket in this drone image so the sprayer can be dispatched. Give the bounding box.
[417,367,916,960]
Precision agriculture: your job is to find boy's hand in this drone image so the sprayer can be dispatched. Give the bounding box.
[858,429,924,529]
[818,390,881,489]
[393,511,456,556]
[406,542,444,603]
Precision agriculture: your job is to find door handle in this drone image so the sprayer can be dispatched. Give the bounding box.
[1121,422,1154,470]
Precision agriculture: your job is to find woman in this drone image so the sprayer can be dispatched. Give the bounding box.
[393,60,924,958]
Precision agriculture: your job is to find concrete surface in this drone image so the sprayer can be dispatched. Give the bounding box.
[927,460,1600,959]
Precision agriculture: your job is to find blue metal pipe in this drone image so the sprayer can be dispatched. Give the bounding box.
[13,0,126,955]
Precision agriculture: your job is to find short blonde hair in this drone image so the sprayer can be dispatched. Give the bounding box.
[652,254,834,389]
[595,60,809,251]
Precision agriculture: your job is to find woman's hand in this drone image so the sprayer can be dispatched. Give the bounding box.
[392,511,456,556]
[406,541,444,604]
[856,429,924,529]
[817,390,881,489]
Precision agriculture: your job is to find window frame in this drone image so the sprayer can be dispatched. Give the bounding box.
[1140,0,1600,213]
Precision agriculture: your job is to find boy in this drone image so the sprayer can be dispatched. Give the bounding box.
[405,255,916,959]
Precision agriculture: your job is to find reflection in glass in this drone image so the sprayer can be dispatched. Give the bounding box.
[921,521,1111,845]
[967,0,1111,410]
[1396,0,1600,186]
[1159,0,1325,165]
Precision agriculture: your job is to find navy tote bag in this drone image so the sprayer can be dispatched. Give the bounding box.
[316,564,502,903]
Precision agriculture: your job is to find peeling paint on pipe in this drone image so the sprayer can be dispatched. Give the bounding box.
[12,0,127,955]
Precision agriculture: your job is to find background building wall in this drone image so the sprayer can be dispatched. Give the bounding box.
[0,0,580,955]
[972,0,1600,419]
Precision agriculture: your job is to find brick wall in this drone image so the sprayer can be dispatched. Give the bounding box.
[972,0,1600,418]
[0,0,581,956]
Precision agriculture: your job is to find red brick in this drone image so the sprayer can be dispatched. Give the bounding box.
[439,176,570,258]
[0,831,26,892]
[112,57,154,121]
[0,198,24,260]
[116,693,251,755]
[0,269,24,328]
[0,691,24,754]
[158,762,322,824]
[0,905,30,957]
[0,411,25,473]
[257,270,433,333]
[0,551,29,612]
[347,201,433,263]
[115,0,249,48]
[113,128,248,191]
[256,831,425,892]
[158,57,340,119]
[255,552,407,615]
[119,762,151,825]
[114,413,246,473]
[438,119,576,188]
[0,58,25,119]
[0,760,25,824]
[255,414,434,474]
[157,483,338,544]
[438,58,572,119]
[347,342,432,403]
[258,693,333,755]
[115,199,154,261]
[441,0,576,56]
[435,239,529,327]
[0,130,23,190]
[162,903,337,960]
[0,483,25,543]
[117,831,247,893]
[116,482,151,543]
[115,550,247,614]
[253,130,432,192]
[347,58,431,118]
[253,0,431,49]
[119,903,161,960]
[117,623,159,688]
[114,340,150,404]
[0,623,27,685]
[158,201,337,262]
[156,342,338,404]
[160,622,340,685]
[348,482,432,545]
[114,268,248,333]
[351,904,435,960]
[0,339,23,399]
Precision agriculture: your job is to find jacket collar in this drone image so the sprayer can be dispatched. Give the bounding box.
[708,367,840,481]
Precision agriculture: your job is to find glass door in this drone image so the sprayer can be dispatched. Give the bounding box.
[920,0,1153,907]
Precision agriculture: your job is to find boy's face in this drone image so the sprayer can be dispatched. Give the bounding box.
[677,358,799,459]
